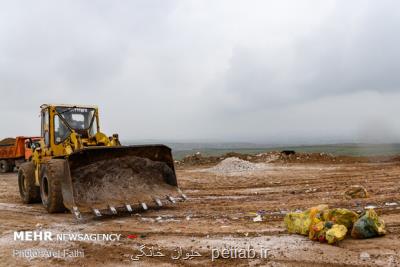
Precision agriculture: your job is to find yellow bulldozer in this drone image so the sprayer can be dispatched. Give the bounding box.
[18,104,186,219]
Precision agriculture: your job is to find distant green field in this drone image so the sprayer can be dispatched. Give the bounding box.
[172,144,400,160]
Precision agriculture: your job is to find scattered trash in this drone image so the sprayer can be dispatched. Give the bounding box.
[385,202,398,206]
[344,185,368,199]
[285,205,385,244]
[364,205,377,210]
[257,210,267,216]
[284,205,328,236]
[309,220,327,242]
[359,252,370,261]
[351,209,386,239]
[185,215,192,221]
[325,224,348,244]
[322,208,358,229]
[253,214,263,222]
[249,210,267,222]
[140,217,155,223]
[305,188,317,193]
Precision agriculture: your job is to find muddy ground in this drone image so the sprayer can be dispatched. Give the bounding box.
[0,155,399,266]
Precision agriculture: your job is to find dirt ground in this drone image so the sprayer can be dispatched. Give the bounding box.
[0,155,399,266]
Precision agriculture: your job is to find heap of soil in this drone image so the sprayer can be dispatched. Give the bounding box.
[0,138,16,146]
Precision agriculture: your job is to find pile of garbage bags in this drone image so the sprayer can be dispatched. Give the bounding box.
[284,205,386,244]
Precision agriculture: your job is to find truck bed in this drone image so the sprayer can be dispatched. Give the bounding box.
[0,138,24,159]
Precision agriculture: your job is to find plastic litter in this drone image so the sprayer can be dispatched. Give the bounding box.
[253,214,263,222]
[360,252,370,261]
[351,209,386,239]
[322,208,358,229]
[325,224,348,244]
[344,185,368,199]
[284,205,328,236]
[284,211,312,235]
[309,220,327,242]
[285,205,385,245]
[257,210,267,216]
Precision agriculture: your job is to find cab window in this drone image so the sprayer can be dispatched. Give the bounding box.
[54,115,71,144]
[41,109,50,147]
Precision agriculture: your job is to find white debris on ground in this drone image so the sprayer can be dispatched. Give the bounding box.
[256,152,280,162]
[206,157,268,174]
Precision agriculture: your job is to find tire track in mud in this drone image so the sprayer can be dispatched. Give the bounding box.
[0,161,399,266]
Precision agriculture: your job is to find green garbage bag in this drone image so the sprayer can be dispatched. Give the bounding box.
[323,208,359,229]
[351,209,386,239]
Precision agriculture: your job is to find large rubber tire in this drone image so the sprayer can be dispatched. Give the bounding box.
[0,160,10,173]
[18,162,41,203]
[40,160,66,213]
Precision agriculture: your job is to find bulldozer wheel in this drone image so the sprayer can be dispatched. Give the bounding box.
[40,160,66,213]
[18,162,41,203]
[0,160,10,173]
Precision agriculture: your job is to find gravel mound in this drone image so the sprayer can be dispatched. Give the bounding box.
[207,157,268,174]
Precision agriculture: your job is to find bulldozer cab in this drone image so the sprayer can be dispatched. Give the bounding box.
[40,104,110,157]
[53,106,98,140]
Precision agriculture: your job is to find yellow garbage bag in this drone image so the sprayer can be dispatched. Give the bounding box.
[326,224,348,244]
[323,208,359,229]
[284,205,329,236]
[309,220,326,242]
[309,204,329,219]
[284,211,312,235]
[351,209,386,239]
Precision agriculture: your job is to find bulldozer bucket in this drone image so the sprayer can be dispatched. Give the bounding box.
[59,145,186,219]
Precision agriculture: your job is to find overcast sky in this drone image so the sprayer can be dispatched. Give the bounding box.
[1,1,400,144]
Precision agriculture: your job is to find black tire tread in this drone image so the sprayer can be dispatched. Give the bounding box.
[18,162,41,203]
[41,160,66,213]
[0,160,9,173]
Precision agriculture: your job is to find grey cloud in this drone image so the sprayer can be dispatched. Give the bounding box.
[212,1,400,113]
[0,1,399,143]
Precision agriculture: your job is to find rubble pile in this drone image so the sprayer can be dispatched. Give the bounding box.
[207,157,267,174]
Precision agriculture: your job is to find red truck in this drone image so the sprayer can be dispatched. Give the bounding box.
[0,136,40,173]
